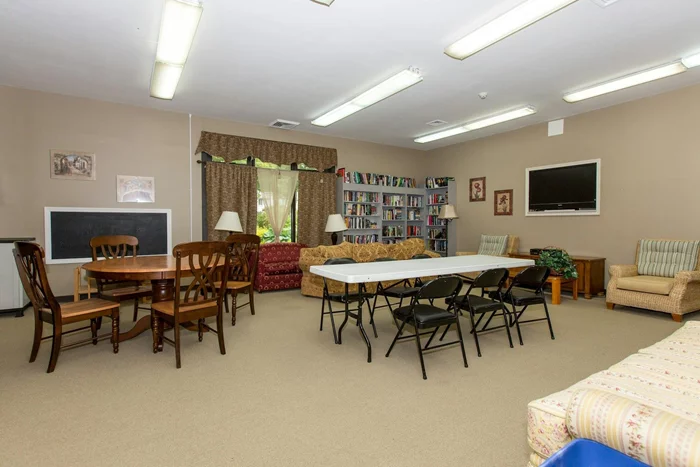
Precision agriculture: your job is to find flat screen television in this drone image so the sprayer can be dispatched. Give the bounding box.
[525,159,600,216]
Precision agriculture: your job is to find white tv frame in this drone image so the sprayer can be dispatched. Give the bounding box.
[44,207,172,264]
[525,159,601,217]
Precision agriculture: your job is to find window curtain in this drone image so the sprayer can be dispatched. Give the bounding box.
[297,171,337,247]
[257,169,299,242]
[205,163,257,240]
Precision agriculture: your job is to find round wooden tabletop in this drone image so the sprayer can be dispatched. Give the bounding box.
[82,255,188,281]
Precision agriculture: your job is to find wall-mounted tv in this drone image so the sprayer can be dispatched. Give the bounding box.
[525,159,600,216]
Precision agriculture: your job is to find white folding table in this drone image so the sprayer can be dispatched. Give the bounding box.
[310,255,535,362]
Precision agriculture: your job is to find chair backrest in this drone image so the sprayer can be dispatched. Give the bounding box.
[472,268,509,290]
[411,254,432,260]
[90,235,139,261]
[225,234,261,283]
[635,239,700,277]
[13,242,60,319]
[323,257,356,266]
[374,257,395,262]
[416,276,462,300]
[173,241,231,315]
[509,266,550,292]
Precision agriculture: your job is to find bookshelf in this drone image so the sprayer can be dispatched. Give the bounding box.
[425,177,457,256]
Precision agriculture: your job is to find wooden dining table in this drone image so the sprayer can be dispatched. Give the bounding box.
[82,255,218,344]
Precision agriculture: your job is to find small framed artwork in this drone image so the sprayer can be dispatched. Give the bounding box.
[469,177,486,202]
[494,189,513,216]
[50,150,96,181]
[117,175,155,203]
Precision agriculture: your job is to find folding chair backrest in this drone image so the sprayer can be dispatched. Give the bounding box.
[472,268,509,290]
[511,266,550,292]
[324,258,356,266]
[374,257,395,262]
[412,254,432,259]
[416,276,462,300]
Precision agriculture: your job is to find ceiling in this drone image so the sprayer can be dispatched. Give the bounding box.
[1,0,700,150]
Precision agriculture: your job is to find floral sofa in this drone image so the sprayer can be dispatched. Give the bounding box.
[527,321,700,467]
[298,238,440,298]
[254,242,307,293]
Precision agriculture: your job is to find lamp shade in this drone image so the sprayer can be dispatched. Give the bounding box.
[438,204,458,220]
[214,211,243,232]
[325,214,347,233]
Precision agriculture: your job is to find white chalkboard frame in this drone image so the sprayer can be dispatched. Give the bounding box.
[44,207,173,264]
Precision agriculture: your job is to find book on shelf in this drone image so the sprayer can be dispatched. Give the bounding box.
[344,234,379,244]
[382,194,403,206]
[429,239,447,252]
[344,204,378,216]
[407,225,422,237]
[383,208,403,220]
[343,171,416,188]
[407,210,421,221]
[382,225,404,237]
[428,193,447,204]
[406,195,423,207]
[427,215,447,226]
[425,177,454,189]
[344,217,378,229]
[428,229,446,239]
[343,191,380,203]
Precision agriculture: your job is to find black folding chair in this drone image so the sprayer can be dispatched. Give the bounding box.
[438,268,511,357]
[320,258,375,343]
[385,276,466,380]
[369,257,421,331]
[493,266,554,345]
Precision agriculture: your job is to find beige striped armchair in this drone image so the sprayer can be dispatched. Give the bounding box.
[606,239,700,322]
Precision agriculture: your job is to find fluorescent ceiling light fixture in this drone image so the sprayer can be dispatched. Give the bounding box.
[150,62,184,100]
[445,0,579,60]
[682,52,700,69]
[312,68,423,127]
[563,62,687,103]
[156,0,203,65]
[311,0,335,5]
[415,106,536,143]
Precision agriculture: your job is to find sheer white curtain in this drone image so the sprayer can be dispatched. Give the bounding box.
[257,169,299,242]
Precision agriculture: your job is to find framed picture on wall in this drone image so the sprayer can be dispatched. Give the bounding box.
[50,150,96,181]
[494,189,513,216]
[469,177,486,202]
[117,175,155,203]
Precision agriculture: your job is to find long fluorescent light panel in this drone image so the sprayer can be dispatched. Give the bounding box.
[311,0,335,5]
[415,106,536,143]
[312,69,423,127]
[445,0,579,60]
[682,52,700,69]
[563,62,687,103]
[150,0,203,100]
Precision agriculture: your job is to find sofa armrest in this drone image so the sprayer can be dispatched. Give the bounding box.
[298,255,326,273]
[674,270,700,284]
[423,250,442,259]
[567,389,700,467]
[609,264,638,279]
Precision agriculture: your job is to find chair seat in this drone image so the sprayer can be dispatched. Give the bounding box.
[617,275,675,296]
[56,298,120,323]
[101,285,152,300]
[327,291,374,303]
[152,300,219,316]
[394,304,456,327]
[214,280,252,291]
[379,286,420,298]
[491,288,544,306]
[450,294,504,313]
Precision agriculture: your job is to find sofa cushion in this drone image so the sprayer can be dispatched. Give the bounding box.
[259,261,300,275]
[637,239,700,278]
[477,235,509,256]
[392,238,425,260]
[317,242,354,260]
[617,275,676,296]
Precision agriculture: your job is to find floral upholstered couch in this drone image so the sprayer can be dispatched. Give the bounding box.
[298,238,440,298]
[254,242,307,293]
[527,321,700,467]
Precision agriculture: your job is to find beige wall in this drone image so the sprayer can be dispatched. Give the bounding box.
[429,84,700,275]
[0,85,428,295]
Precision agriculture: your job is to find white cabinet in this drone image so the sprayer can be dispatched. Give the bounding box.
[0,239,33,316]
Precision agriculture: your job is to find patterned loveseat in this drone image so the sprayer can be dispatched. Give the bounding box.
[254,242,307,292]
[527,322,700,467]
[298,238,440,298]
[606,239,700,322]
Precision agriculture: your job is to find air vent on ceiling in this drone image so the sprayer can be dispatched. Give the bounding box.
[590,0,620,7]
[269,119,300,130]
[426,119,448,127]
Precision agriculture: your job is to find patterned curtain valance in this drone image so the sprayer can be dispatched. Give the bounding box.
[195,131,338,170]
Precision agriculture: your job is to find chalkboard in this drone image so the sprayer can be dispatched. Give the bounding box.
[44,208,172,264]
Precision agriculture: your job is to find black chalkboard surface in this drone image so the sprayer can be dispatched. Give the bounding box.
[45,208,171,263]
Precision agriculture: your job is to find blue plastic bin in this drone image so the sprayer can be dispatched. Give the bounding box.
[540,439,650,467]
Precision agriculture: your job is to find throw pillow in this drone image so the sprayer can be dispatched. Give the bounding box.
[637,239,700,278]
[477,235,509,256]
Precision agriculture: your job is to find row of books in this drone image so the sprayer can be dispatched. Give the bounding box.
[383,208,402,220]
[428,229,446,239]
[425,177,453,189]
[383,238,400,245]
[428,206,441,216]
[383,195,403,206]
[382,226,404,237]
[407,210,421,221]
[428,193,447,204]
[339,169,416,188]
[427,216,447,226]
[344,234,379,244]
[343,191,379,203]
[407,226,422,237]
[406,195,423,207]
[429,239,447,253]
[344,217,378,229]
[344,204,378,216]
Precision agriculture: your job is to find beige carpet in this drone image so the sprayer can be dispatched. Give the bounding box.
[0,291,689,467]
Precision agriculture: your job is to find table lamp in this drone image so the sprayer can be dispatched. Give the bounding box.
[214,211,243,235]
[325,214,347,245]
[438,204,458,223]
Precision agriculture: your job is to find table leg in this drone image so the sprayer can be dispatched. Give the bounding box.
[357,284,371,363]
[119,279,173,343]
[337,283,350,344]
[551,278,562,305]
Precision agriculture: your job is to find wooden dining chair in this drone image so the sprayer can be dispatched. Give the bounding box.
[218,234,260,326]
[151,241,231,369]
[90,235,153,322]
[13,242,120,373]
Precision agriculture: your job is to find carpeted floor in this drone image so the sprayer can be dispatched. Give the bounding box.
[0,290,688,467]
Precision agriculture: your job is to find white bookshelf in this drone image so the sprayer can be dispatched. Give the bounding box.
[425,178,457,256]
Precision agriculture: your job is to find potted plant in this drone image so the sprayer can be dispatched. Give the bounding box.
[536,249,578,279]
